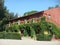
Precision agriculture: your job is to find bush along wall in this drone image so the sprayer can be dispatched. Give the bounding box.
[0,32,21,39]
[36,33,52,41]
[24,29,28,36]
[19,24,36,38]
[18,16,53,41]
[48,22,60,39]
[30,26,36,38]
[1,16,59,40]
[5,23,20,32]
[36,21,53,41]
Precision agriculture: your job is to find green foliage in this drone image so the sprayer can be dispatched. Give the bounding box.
[24,29,28,36]
[41,16,46,22]
[55,32,60,39]
[5,23,20,32]
[19,24,36,37]
[0,0,5,20]
[40,22,47,30]
[25,25,30,36]
[55,5,60,8]
[0,0,15,32]
[36,33,52,41]
[4,16,59,40]
[47,22,60,39]
[21,24,31,36]
[5,25,10,32]
[19,16,60,40]
[35,17,53,41]
[13,23,19,32]
[0,32,3,39]
[0,32,21,39]
[48,5,60,9]
[24,10,38,16]
[30,26,36,38]
[39,16,48,32]
[9,23,20,32]
[31,23,41,34]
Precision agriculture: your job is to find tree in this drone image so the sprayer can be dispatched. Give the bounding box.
[48,7,54,9]
[48,5,60,9]
[55,5,60,8]
[0,0,6,31]
[0,0,5,20]
[0,0,15,32]
[24,10,38,16]
[14,13,19,19]
[9,12,15,19]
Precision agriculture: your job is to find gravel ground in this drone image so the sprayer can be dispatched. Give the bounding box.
[0,39,60,45]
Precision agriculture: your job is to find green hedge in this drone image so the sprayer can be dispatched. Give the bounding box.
[36,33,52,41]
[48,22,60,39]
[0,32,21,39]
[0,32,3,39]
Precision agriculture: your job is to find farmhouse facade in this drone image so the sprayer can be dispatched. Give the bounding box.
[8,7,60,27]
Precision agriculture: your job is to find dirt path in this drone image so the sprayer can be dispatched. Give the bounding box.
[0,39,60,45]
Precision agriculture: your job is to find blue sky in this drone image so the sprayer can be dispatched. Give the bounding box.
[5,0,60,16]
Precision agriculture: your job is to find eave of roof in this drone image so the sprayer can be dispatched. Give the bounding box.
[9,11,44,22]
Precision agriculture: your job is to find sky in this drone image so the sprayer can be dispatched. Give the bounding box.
[5,0,60,16]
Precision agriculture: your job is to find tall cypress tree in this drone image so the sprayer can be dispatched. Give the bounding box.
[0,0,5,20]
[0,0,15,31]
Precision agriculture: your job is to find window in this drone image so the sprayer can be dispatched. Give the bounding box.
[48,14,51,19]
[24,19,27,24]
[18,20,20,25]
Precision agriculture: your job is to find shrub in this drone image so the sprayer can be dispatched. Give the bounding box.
[18,16,60,39]
[24,29,28,36]
[12,23,19,32]
[39,16,49,33]
[20,24,36,38]
[0,32,21,39]
[7,23,20,32]
[55,32,60,39]
[19,24,29,36]
[31,23,41,34]
[41,16,46,22]
[48,22,60,39]
[40,21,47,31]
[25,24,31,36]
[30,26,36,38]
[36,33,52,41]
[5,25,10,32]
[0,32,4,39]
